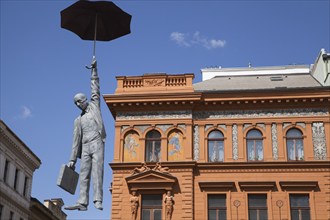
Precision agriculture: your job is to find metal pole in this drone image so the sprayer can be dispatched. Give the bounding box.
[93,13,98,59]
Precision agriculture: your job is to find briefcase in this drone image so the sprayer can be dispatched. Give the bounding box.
[57,164,79,195]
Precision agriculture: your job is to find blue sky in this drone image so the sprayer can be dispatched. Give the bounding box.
[1,0,329,219]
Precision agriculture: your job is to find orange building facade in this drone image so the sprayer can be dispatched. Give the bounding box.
[104,51,330,220]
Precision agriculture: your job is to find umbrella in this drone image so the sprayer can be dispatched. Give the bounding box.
[61,0,131,58]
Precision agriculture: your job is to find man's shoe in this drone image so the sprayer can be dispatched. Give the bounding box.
[64,203,87,211]
[94,201,103,210]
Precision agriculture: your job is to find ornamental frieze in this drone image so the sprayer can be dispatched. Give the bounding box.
[199,168,330,173]
[117,110,192,120]
[193,108,329,119]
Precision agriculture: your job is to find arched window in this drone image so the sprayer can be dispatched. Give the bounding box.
[246,129,263,161]
[208,130,224,162]
[286,128,304,160]
[145,130,161,162]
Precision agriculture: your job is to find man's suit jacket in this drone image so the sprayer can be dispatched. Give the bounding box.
[69,72,106,162]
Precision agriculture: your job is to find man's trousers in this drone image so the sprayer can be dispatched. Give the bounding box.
[77,138,104,206]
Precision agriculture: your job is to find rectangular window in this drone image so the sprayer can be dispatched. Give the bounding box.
[141,194,162,220]
[14,168,19,191]
[248,194,268,220]
[208,194,226,220]
[9,211,14,220]
[0,204,3,219]
[290,194,310,220]
[23,177,29,197]
[3,159,9,183]
[146,141,161,162]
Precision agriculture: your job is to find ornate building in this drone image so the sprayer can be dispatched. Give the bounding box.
[104,49,330,220]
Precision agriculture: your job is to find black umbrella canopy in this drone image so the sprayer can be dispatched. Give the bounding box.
[61,0,131,41]
[61,0,131,58]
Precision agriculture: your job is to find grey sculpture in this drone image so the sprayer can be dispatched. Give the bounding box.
[65,59,106,211]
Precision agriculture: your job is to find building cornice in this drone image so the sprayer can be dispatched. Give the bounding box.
[0,121,41,171]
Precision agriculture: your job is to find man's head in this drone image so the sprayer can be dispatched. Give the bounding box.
[74,93,88,111]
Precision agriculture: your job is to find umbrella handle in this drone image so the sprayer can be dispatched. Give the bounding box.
[93,13,98,59]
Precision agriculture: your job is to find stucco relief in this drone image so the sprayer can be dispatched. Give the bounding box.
[144,79,164,87]
[193,108,328,119]
[157,124,172,133]
[117,111,192,120]
[205,124,227,132]
[135,125,149,134]
[312,122,327,160]
[121,125,130,133]
[193,125,199,161]
[271,123,279,160]
[232,124,238,160]
[296,122,306,129]
[178,124,186,131]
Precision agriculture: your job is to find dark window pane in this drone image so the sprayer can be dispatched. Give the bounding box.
[142,195,162,206]
[219,210,226,220]
[248,209,257,219]
[290,195,309,207]
[154,210,162,220]
[208,195,226,207]
[247,129,262,138]
[146,130,161,138]
[291,210,299,220]
[301,210,311,220]
[208,210,216,220]
[287,128,303,137]
[259,210,268,220]
[248,195,267,207]
[141,210,150,220]
[209,130,224,139]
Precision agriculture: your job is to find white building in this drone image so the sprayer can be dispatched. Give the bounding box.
[0,120,41,220]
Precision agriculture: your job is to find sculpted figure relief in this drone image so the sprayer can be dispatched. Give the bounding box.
[131,162,150,175]
[164,191,174,220]
[153,162,170,174]
[65,59,106,211]
[130,191,139,220]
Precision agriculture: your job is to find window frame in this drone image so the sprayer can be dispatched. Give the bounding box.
[247,194,268,220]
[145,130,161,162]
[207,130,225,162]
[141,194,163,220]
[207,194,227,220]
[246,129,264,161]
[286,128,304,161]
[289,194,311,220]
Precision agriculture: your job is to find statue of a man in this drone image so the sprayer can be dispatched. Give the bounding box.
[130,191,139,220]
[164,191,174,220]
[65,59,106,211]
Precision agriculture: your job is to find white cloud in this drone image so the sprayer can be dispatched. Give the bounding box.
[170,32,190,47]
[20,105,33,119]
[170,31,226,50]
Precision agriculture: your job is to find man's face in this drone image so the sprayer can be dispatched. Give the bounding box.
[74,94,88,111]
